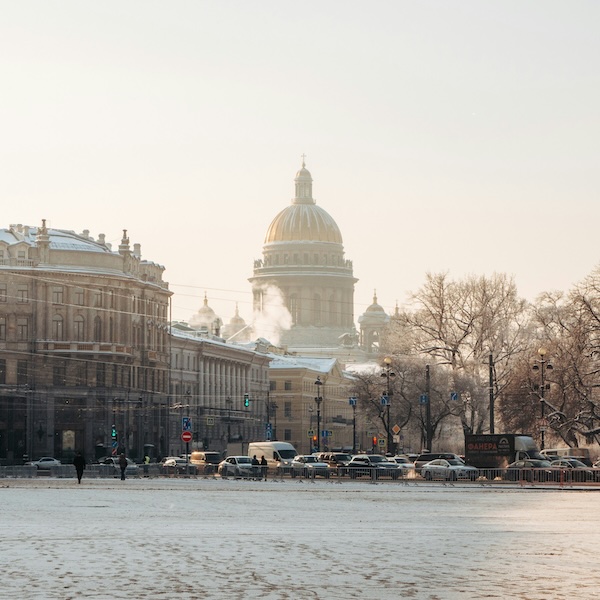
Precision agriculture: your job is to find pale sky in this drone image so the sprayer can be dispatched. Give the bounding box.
[1,2,599,327]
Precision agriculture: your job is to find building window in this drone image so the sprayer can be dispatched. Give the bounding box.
[53,364,66,386]
[17,360,28,385]
[0,317,5,341]
[284,429,291,441]
[52,315,64,340]
[284,380,292,391]
[17,317,28,340]
[284,401,292,418]
[269,381,276,391]
[94,316,102,341]
[0,359,5,384]
[74,316,85,341]
[312,294,322,326]
[75,289,84,305]
[0,284,6,302]
[52,287,64,304]
[17,286,29,303]
[94,290,102,308]
[96,363,105,387]
[75,363,86,385]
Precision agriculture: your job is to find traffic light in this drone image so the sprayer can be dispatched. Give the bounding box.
[312,435,317,445]
[111,424,117,439]
[372,436,378,448]
[244,393,250,408]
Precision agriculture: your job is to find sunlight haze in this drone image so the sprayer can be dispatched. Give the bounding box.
[1,1,598,327]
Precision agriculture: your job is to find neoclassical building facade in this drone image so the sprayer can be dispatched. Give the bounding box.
[0,222,172,462]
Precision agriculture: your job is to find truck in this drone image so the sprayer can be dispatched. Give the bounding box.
[247,441,298,474]
[465,434,544,469]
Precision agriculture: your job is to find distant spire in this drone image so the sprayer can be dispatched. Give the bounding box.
[301,153,307,167]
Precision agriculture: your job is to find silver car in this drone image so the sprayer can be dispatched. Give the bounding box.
[218,456,255,478]
[421,458,478,481]
[290,455,331,478]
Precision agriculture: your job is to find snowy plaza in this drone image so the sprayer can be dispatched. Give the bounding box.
[2,476,600,600]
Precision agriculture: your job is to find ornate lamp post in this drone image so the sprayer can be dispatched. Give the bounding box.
[380,357,395,454]
[532,347,553,450]
[314,376,323,452]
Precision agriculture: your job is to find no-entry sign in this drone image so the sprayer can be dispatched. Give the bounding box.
[181,430,192,443]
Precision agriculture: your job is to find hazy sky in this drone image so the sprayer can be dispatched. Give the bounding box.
[2,2,599,327]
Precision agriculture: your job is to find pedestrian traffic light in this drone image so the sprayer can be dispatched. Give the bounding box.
[111,424,117,439]
[312,435,317,444]
[244,393,250,408]
[372,436,377,447]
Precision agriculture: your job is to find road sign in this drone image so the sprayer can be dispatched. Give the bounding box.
[419,394,429,405]
[182,417,192,431]
[392,424,401,435]
[111,441,118,448]
[450,391,458,401]
[381,395,390,406]
[348,397,357,406]
[181,430,193,443]
[206,417,214,426]
[307,429,314,437]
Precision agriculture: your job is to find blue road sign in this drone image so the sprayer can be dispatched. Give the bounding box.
[381,395,390,406]
[349,397,357,406]
[111,441,118,448]
[450,391,458,401]
[419,394,429,405]
[182,417,192,431]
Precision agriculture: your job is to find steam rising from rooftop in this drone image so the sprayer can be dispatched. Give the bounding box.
[251,285,292,347]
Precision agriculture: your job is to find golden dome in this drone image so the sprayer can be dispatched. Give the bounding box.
[264,161,343,244]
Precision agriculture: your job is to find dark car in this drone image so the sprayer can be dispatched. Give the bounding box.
[346,454,401,479]
[503,459,554,483]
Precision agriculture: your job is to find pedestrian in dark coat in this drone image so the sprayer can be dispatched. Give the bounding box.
[73,451,86,484]
[118,453,128,480]
[260,455,268,480]
[251,455,260,479]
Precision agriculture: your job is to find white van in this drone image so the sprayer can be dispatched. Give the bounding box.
[247,441,298,473]
[541,447,592,466]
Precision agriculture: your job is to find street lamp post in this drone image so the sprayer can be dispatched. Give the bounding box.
[349,397,357,454]
[314,377,323,452]
[532,348,553,450]
[225,398,232,443]
[381,357,395,455]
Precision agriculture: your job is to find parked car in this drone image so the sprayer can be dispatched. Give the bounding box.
[218,456,255,478]
[421,458,478,481]
[27,457,62,469]
[346,454,401,479]
[387,455,416,475]
[161,457,198,475]
[550,459,598,482]
[503,459,554,482]
[290,455,331,478]
[414,452,463,474]
[190,451,222,474]
[98,456,139,477]
[317,452,353,475]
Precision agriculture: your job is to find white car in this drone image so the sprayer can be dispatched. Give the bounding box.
[27,457,62,469]
[421,458,479,481]
[290,455,331,478]
[387,455,415,474]
[218,456,255,478]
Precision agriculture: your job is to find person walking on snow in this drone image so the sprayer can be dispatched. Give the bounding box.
[73,451,86,484]
[118,453,128,480]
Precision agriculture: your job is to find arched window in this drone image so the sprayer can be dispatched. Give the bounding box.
[52,315,64,340]
[74,316,85,341]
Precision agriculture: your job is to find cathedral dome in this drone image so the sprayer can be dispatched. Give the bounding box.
[264,160,343,244]
[189,293,222,333]
[264,204,342,244]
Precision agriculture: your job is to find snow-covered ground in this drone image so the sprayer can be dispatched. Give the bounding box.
[2,477,599,600]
